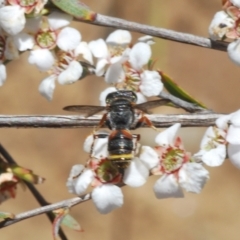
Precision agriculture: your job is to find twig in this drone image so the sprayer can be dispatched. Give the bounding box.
[75,14,228,52]
[0,194,91,228]
[0,144,68,240]
[0,114,223,128]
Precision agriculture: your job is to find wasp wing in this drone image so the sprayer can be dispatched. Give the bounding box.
[63,105,106,117]
[135,99,171,113]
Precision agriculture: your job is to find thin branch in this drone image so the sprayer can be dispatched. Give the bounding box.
[0,144,68,240]
[0,114,223,128]
[75,14,228,52]
[0,194,91,228]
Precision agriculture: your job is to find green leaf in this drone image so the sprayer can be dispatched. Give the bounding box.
[51,0,96,21]
[0,211,15,222]
[159,71,207,109]
[61,213,82,232]
[52,208,83,239]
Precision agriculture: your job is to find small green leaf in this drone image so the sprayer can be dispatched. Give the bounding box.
[159,71,207,109]
[0,211,15,222]
[53,208,83,239]
[51,0,96,21]
[61,213,82,232]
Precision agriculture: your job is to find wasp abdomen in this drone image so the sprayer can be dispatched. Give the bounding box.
[108,130,134,169]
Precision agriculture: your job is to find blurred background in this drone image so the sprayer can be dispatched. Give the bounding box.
[2,0,240,239]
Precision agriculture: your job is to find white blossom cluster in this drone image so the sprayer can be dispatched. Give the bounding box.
[209,0,240,65]
[67,124,210,214]
[195,109,240,169]
[0,0,164,102]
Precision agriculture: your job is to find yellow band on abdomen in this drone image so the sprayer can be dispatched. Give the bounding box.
[109,154,133,160]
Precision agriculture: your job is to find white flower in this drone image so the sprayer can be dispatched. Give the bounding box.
[67,159,123,214]
[208,11,234,41]
[204,110,240,169]
[122,42,163,97]
[84,131,149,188]
[0,5,25,35]
[140,123,209,199]
[194,127,227,167]
[89,30,131,78]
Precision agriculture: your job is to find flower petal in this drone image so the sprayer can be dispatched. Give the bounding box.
[0,5,25,35]
[139,146,159,169]
[123,157,149,187]
[92,184,123,214]
[0,64,6,86]
[155,123,181,146]
[139,70,163,97]
[106,30,131,45]
[228,143,240,169]
[66,164,85,194]
[57,61,83,85]
[74,169,94,195]
[129,42,151,70]
[95,58,108,76]
[91,135,109,159]
[226,125,240,144]
[153,174,184,199]
[230,109,240,126]
[179,162,209,193]
[48,11,72,30]
[136,92,147,104]
[57,27,81,51]
[138,35,155,45]
[227,40,240,66]
[195,144,226,167]
[215,114,231,130]
[38,75,56,101]
[14,32,34,51]
[28,49,55,71]
[89,39,109,58]
[75,41,93,64]
[105,62,124,84]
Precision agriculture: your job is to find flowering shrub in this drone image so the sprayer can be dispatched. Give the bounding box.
[1,0,240,239]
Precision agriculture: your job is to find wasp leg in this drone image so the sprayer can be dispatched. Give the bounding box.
[94,113,108,132]
[134,115,158,131]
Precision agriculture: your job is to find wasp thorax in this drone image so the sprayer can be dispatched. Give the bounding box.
[105,90,137,105]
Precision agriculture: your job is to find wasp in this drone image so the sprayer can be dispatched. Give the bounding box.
[63,90,169,172]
